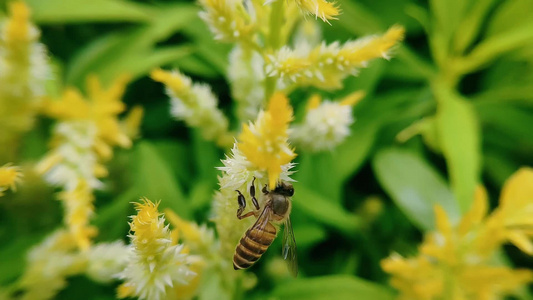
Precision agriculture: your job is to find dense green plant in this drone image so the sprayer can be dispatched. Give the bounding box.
[0,0,532,299]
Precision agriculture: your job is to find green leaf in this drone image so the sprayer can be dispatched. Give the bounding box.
[189,180,217,211]
[97,45,194,84]
[0,233,47,284]
[293,184,360,235]
[150,140,192,187]
[26,0,152,24]
[271,275,395,300]
[182,18,231,76]
[337,1,383,34]
[192,129,221,180]
[373,148,460,230]
[293,224,327,249]
[66,4,198,86]
[340,59,385,97]
[453,0,498,53]
[173,54,220,78]
[484,150,520,188]
[334,121,379,183]
[132,141,190,218]
[434,86,481,213]
[93,188,137,241]
[486,0,533,37]
[429,0,469,41]
[457,21,533,74]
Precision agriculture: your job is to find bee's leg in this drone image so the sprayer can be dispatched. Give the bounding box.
[236,190,247,219]
[262,184,269,194]
[238,211,256,219]
[250,177,260,210]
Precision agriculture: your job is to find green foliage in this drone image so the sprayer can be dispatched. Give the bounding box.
[1,0,532,299]
[271,275,395,300]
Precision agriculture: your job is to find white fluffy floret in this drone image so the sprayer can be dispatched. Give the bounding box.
[40,121,102,190]
[86,241,131,283]
[290,101,354,152]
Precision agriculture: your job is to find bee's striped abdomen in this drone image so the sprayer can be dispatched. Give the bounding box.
[233,223,277,270]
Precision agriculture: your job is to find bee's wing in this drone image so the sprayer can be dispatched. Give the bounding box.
[282,216,298,277]
[249,201,273,242]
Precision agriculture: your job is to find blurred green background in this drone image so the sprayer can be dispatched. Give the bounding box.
[1,0,532,299]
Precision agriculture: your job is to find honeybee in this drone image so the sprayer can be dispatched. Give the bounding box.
[233,178,298,277]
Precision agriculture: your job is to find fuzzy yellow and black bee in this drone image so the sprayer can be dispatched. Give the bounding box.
[232,178,298,277]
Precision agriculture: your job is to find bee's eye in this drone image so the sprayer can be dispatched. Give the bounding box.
[287,188,294,196]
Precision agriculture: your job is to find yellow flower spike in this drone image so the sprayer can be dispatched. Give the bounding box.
[119,198,194,300]
[165,209,201,243]
[340,25,405,63]
[0,163,23,196]
[485,167,533,254]
[239,92,297,189]
[382,168,533,300]
[0,0,49,146]
[58,180,96,250]
[340,91,365,106]
[305,94,322,111]
[499,167,533,209]
[433,205,452,239]
[151,68,231,146]
[131,198,162,243]
[121,105,144,139]
[42,89,90,120]
[198,0,254,43]
[458,185,488,236]
[293,0,340,23]
[266,25,405,90]
[5,1,32,43]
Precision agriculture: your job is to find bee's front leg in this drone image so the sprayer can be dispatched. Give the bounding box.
[250,177,260,210]
[236,190,255,220]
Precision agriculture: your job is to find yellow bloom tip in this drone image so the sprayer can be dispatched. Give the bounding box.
[117,284,134,299]
[268,92,294,122]
[340,91,366,106]
[238,92,296,191]
[150,68,169,83]
[131,197,162,231]
[306,94,322,111]
[0,163,23,194]
[311,0,341,23]
[6,1,32,42]
[433,205,451,233]
[9,1,30,19]
[384,25,406,47]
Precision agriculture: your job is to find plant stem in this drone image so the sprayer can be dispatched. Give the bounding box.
[264,0,285,100]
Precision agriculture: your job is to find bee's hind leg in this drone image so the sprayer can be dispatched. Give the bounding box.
[236,190,255,219]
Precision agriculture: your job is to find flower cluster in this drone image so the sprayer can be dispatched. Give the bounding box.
[290,91,364,152]
[118,198,195,300]
[239,92,296,189]
[16,230,86,300]
[0,1,49,156]
[151,68,232,147]
[214,93,296,259]
[265,25,405,90]
[228,46,265,122]
[0,163,23,196]
[381,168,533,299]
[36,75,134,250]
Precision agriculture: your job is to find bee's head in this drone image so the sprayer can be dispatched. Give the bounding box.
[274,182,294,196]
